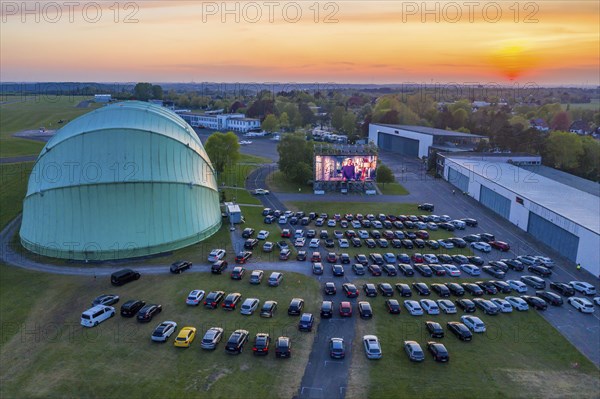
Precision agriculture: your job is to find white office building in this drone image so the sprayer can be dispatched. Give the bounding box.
[178,112,260,133]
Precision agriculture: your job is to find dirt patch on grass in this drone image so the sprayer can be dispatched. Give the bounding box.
[346,318,368,399]
[505,369,600,398]
[203,369,231,391]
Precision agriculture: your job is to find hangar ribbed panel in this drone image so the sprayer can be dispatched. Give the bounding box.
[479,185,511,219]
[20,101,221,261]
[378,132,419,157]
[527,212,579,262]
[447,167,469,192]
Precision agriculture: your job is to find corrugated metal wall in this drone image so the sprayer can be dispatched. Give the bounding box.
[447,167,469,192]
[479,185,511,219]
[378,133,419,157]
[527,212,579,262]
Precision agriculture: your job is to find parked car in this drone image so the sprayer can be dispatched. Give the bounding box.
[428,342,449,362]
[252,333,271,355]
[343,283,359,298]
[461,315,486,333]
[455,298,476,313]
[528,265,552,277]
[447,322,472,341]
[404,341,425,362]
[569,281,597,295]
[521,275,546,289]
[413,282,430,296]
[222,292,242,310]
[231,266,246,280]
[442,264,461,277]
[137,304,162,322]
[339,301,353,317]
[173,326,197,348]
[268,272,283,286]
[482,266,506,279]
[426,321,444,338]
[385,299,401,314]
[437,299,457,314]
[460,264,480,276]
[567,297,595,313]
[501,258,524,271]
[445,282,465,296]
[491,298,513,313]
[472,298,500,315]
[324,282,337,295]
[225,329,249,354]
[240,298,260,315]
[420,299,440,315]
[121,299,146,316]
[358,301,373,319]
[462,283,484,296]
[93,294,120,307]
[489,241,510,251]
[275,336,292,358]
[329,337,346,359]
[505,296,529,311]
[404,300,424,315]
[471,242,491,253]
[521,295,548,310]
[170,260,192,274]
[204,291,225,309]
[298,313,315,331]
[151,321,177,342]
[414,264,433,277]
[235,251,252,264]
[431,283,451,297]
[185,291,205,307]
[288,298,304,315]
[320,300,333,318]
[549,282,576,297]
[399,264,414,276]
[507,280,528,293]
[535,291,563,306]
[363,335,383,359]
[378,283,394,296]
[208,249,226,262]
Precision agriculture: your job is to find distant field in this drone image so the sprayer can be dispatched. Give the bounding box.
[267,171,312,193]
[0,264,321,398]
[561,100,600,111]
[0,95,101,157]
[347,277,600,399]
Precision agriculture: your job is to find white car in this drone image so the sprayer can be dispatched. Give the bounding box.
[594,297,600,306]
[471,241,491,253]
[516,255,537,265]
[460,264,480,276]
[294,229,305,238]
[240,298,260,315]
[567,297,595,313]
[257,230,269,240]
[278,216,287,224]
[426,222,438,230]
[420,299,440,315]
[309,238,320,248]
[338,239,349,248]
[569,281,597,295]
[294,237,306,247]
[491,298,513,313]
[253,188,269,195]
[151,321,178,342]
[358,230,369,239]
[430,215,441,222]
[505,296,529,311]
[442,264,461,277]
[450,220,466,229]
[438,239,454,249]
[461,315,486,333]
[384,253,397,263]
[208,249,226,262]
[423,254,439,264]
[404,300,424,316]
[415,221,427,229]
[327,219,336,227]
[437,299,457,314]
[534,256,554,267]
[185,290,205,306]
[439,215,451,222]
[363,335,382,359]
[351,220,362,229]
[507,280,528,293]
[372,221,383,229]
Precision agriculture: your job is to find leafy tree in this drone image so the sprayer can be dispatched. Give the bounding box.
[133,82,153,101]
[342,113,356,135]
[451,108,469,129]
[376,164,395,189]
[278,112,290,132]
[579,137,600,181]
[204,131,241,174]
[543,131,583,171]
[277,133,314,184]
[151,85,163,100]
[261,114,279,133]
[298,102,316,126]
[331,106,345,131]
[246,99,274,118]
[551,111,571,131]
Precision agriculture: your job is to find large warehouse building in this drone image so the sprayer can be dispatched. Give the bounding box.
[20,101,222,261]
[368,123,486,158]
[439,153,600,275]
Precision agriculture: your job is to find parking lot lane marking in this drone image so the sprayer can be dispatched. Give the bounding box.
[324,360,344,366]
[300,387,323,395]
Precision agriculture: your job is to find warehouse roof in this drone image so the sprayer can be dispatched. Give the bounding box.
[372,124,485,138]
[447,158,600,234]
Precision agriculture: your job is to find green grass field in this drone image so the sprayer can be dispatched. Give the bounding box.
[0,96,101,158]
[0,264,321,398]
[347,277,600,399]
[378,182,409,195]
[267,171,312,193]
[0,162,33,228]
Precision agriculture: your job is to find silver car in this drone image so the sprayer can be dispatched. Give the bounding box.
[240,298,260,315]
[200,327,224,349]
[363,335,382,359]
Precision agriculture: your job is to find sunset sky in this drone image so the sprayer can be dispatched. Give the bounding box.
[1,1,598,85]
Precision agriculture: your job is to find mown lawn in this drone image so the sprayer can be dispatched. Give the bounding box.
[347,277,600,399]
[267,171,312,193]
[0,95,101,158]
[0,162,33,228]
[0,264,321,399]
[377,182,409,195]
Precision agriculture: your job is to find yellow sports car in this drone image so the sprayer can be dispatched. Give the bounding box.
[174,327,197,348]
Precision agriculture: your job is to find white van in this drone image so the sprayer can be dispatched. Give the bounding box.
[81,305,115,327]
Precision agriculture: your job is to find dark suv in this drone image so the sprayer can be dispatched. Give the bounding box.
[418,203,434,211]
[204,291,225,309]
[211,260,228,274]
[170,261,192,274]
[275,336,292,358]
[288,298,305,315]
[111,269,140,286]
[120,299,145,317]
[225,330,249,354]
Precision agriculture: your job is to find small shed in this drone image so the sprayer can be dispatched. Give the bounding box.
[224,202,242,224]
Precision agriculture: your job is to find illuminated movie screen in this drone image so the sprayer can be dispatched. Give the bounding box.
[314,155,378,182]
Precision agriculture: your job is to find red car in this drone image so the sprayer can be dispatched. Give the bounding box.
[311,252,322,262]
[235,251,252,264]
[339,301,352,317]
[415,230,430,239]
[368,264,382,276]
[326,252,337,263]
[411,253,425,263]
[281,229,291,238]
[490,241,510,251]
[342,283,359,298]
